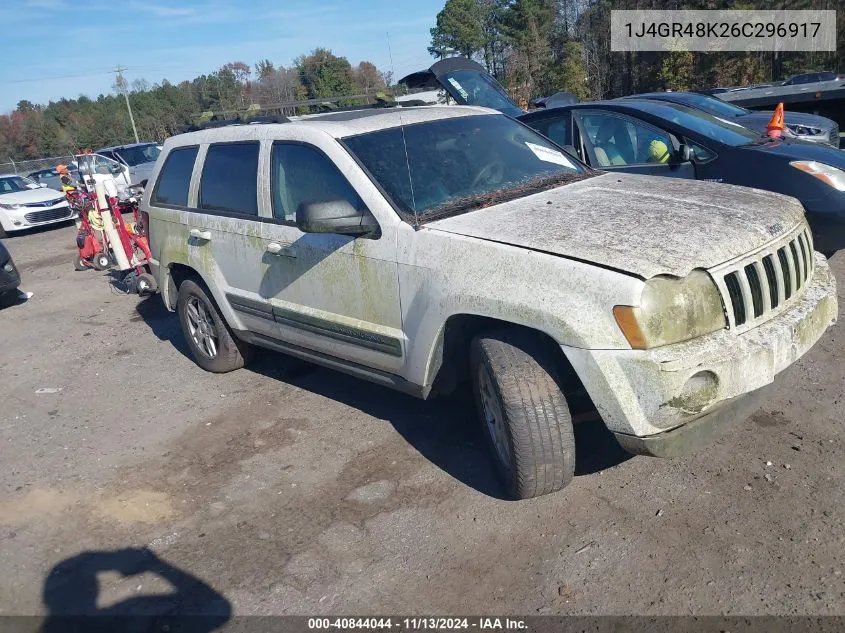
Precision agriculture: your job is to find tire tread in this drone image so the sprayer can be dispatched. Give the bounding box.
[472,329,575,499]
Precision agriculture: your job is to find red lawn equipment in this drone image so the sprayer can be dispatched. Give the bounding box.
[67,189,110,272]
[97,179,157,295]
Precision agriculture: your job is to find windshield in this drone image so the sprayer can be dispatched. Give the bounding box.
[0,176,31,193]
[673,93,749,118]
[343,114,587,221]
[438,70,523,117]
[630,101,760,146]
[114,144,161,166]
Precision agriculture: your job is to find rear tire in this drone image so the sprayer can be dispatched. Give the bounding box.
[74,256,88,271]
[177,278,254,373]
[470,329,576,499]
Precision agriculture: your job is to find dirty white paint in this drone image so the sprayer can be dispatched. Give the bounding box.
[144,106,837,443]
[427,173,808,279]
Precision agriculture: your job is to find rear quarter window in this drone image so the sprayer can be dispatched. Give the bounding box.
[199,142,259,216]
[151,146,198,207]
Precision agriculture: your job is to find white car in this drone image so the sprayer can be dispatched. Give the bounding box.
[0,174,76,238]
[144,106,837,499]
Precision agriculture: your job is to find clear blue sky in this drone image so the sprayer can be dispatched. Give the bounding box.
[0,0,443,112]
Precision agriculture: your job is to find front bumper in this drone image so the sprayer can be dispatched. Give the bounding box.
[0,256,21,293]
[564,253,837,448]
[0,202,77,232]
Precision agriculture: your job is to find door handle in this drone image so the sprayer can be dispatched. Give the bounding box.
[266,242,296,258]
[189,229,211,241]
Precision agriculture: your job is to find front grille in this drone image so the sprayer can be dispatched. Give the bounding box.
[24,206,72,224]
[717,226,814,330]
[23,198,65,208]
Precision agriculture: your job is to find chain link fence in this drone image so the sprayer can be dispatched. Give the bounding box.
[0,155,76,176]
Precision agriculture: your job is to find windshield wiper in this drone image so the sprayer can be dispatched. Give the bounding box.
[418,171,596,223]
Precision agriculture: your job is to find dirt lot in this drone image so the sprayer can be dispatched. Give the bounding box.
[1,221,844,619]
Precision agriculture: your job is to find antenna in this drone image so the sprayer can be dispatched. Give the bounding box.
[113,65,140,144]
[386,32,396,88]
[385,32,416,222]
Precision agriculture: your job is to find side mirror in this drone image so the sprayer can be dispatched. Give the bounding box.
[110,165,123,175]
[140,179,148,189]
[296,200,377,236]
[677,143,693,163]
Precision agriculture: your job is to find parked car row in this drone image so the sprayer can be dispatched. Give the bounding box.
[26,143,161,193]
[140,84,838,499]
[403,58,845,255]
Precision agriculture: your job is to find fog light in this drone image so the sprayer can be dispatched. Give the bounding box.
[3,263,13,273]
[669,371,719,415]
[12,220,21,226]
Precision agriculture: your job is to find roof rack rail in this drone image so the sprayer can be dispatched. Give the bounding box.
[178,113,291,134]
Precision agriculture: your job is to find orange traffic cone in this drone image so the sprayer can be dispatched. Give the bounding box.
[766,102,785,138]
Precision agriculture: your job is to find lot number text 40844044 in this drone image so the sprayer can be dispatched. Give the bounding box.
[307,618,528,630]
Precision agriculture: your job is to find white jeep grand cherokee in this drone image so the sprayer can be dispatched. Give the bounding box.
[142,106,837,499]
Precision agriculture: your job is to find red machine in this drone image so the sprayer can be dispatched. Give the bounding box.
[68,189,110,271]
[67,181,156,295]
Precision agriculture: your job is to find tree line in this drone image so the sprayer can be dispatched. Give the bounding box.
[429,0,844,102]
[0,49,390,162]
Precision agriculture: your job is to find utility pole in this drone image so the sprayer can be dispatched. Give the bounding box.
[114,65,140,143]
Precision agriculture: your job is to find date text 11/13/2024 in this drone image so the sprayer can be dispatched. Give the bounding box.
[307,618,528,630]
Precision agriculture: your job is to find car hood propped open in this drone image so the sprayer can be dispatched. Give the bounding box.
[427,173,806,279]
[399,58,524,117]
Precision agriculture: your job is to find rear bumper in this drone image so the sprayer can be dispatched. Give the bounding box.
[564,253,837,443]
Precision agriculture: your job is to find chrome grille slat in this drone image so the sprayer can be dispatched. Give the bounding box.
[797,233,809,279]
[717,225,814,331]
[752,260,771,314]
[777,248,794,299]
[790,241,804,288]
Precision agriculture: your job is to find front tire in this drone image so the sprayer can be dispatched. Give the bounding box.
[177,278,253,373]
[93,253,111,271]
[470,330,576,499]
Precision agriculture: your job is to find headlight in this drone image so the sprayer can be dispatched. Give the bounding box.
[613,270,726,349]
[787,124,822,136]
[0,202,21,210]
[790,161,845,191]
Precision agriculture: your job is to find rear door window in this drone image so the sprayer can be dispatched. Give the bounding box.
[151,146,198,207]
[199,142,259,216]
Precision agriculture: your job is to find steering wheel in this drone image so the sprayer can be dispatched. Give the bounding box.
[471,161,505,189]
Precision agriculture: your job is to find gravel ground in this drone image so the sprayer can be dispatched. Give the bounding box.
[1,221,844,619]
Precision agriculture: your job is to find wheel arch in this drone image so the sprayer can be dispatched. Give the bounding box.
[163,262,204,311]
[425,314,596,416]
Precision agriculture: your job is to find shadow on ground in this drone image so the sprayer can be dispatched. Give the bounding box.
[135,300,631,499]
[134,295,192,359]
[40,547,231,633]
